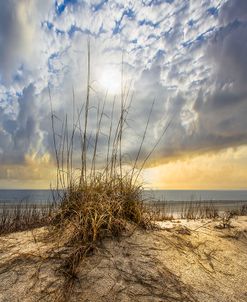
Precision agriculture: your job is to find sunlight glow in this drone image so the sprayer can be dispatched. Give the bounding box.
[98,66,121,94]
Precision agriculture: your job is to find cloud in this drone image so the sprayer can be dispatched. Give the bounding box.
[143,145,247,189]
[219,0,247,24]
[191,0,247,153]
[145,0,247,162]
[0,84,45,165]
[0,1,36,84]
[0,0,247,187]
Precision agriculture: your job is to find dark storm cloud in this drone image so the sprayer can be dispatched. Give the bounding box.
[0,1,23,83]
[132,0,247,164]
[219,0,247,24]
[191,0,247,152]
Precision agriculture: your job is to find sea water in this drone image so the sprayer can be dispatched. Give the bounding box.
[0,190,247,211]
[0,189,247,204]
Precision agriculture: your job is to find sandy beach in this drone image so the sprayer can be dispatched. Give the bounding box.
[0,216,246,302]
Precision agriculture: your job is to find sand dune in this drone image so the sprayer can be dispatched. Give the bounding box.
[0,217,246,302]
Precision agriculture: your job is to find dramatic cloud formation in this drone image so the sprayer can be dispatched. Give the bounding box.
[0,0,246,188]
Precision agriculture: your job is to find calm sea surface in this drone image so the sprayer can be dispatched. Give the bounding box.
[0,189,247,203]
[143,190,247,213]
[0,189,246,215]
[143,190,247,202]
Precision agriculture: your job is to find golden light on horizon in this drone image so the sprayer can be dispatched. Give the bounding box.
[1,146,247,190]
[143,146,247,190]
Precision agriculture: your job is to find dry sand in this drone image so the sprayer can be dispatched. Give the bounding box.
[0,216,246,302]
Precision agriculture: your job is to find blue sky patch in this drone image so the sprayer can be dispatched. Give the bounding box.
[207,7,218,17]
[55,0,78,15]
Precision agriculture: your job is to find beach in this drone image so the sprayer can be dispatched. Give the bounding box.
[1,1,247,301]
[0,216,246,302]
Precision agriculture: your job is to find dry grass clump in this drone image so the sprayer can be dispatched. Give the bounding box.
[0,202,53,235]
[51,174,150,245]
[48,176,152,301]
[239,204,247,215]
[49,178,152,301]
[215,211,235,229]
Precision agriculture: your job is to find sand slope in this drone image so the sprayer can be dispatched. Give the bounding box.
[0,217,246,302]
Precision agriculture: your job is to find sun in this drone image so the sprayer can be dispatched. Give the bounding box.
[98,66,121,95]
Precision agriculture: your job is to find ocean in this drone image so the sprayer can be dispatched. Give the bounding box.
[143,189,247,202]
[0,189,246,216]
[0,189,58,204]
[0,189,246,203]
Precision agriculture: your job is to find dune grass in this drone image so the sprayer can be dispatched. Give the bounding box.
[47,41,165,301]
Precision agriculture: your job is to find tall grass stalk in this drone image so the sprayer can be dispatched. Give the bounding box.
[49,40,170,301]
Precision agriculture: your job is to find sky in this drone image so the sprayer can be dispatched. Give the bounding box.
[0,0,247,189]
